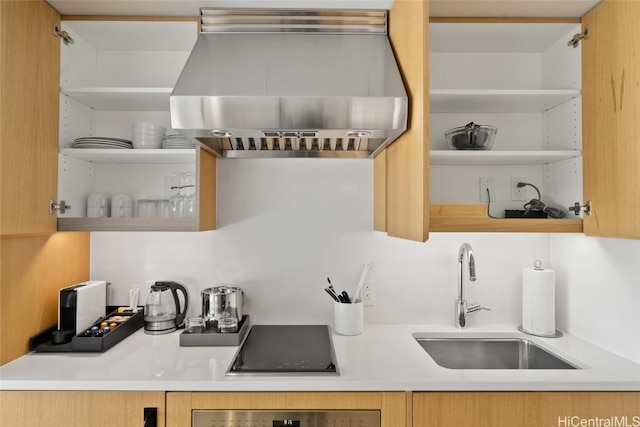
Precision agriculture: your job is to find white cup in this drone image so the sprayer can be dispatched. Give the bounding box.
[87,193,107,207]
[137,199,157,218]
[156,199,171,219]
[87,193,108,217]
[87,206,107,218]
[333,300,363,336]
[110,194,133,218]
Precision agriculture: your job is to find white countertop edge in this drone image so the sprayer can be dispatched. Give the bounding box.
[1,381,639,392]
[1,324,639,392]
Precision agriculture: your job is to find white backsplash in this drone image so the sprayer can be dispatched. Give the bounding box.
[91,159,640,363]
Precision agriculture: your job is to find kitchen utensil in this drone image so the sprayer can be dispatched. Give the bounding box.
[217,317,238,333]
[445,122,497,150]
[352,261,371,302]
[201,286,244,325]
[129,287,140,312]
[340,291,351,303]
[325,287,340,302]
[144,281,189,334]
[185,317,205,333]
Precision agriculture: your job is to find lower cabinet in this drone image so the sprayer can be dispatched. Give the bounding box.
[0,391,165,427]
[413,392,640,427]
[166,391,409,427]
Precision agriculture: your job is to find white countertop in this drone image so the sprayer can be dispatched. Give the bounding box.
[1,324,639,391]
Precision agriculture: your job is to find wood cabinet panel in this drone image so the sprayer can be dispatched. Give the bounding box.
[0,0,60,235]
[0,232,90,364]
[413,392,640,427]
[582,0,640,238]
[414,392,640,427]
[380,0,430,242]
[197,148,217,231]
[167,392,409,427]
[0,391,165,427]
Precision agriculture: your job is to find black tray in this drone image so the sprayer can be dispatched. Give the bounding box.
[30,306,144,353]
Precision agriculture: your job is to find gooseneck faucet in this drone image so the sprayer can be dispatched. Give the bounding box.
[455,243,489,328]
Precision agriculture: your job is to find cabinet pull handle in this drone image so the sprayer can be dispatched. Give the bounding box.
[143,407,157,427]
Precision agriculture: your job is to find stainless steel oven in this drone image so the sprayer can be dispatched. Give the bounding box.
[192,410,381,427]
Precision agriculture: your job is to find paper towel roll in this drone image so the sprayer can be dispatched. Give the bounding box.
[522,263,556,336]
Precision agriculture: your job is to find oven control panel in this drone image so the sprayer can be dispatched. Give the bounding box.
[192,410,381,427]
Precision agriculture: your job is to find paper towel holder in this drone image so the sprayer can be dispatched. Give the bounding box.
[519,260,563,338]
[517,325,563,338]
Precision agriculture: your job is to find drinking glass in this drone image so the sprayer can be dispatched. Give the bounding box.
[169,173,186,218]
[182,173,197,218]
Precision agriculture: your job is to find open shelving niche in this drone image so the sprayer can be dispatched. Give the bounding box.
[56,20,204,232]
[429,21,584,232]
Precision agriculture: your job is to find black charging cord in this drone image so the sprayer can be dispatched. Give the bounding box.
[518,182,566,219]
[486,188,499,218]
[486,184,567,219]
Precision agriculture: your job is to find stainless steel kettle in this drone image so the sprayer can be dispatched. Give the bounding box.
[144,281,189,335]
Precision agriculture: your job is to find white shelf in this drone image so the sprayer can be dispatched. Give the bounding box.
[430,89,581,113]
[430,150,581,166]
[60,87,173,111]
[57,217,198,232]
[60,148,195,164]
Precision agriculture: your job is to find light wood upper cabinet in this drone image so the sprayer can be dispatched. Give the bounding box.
[375,0,430,242]
[581,0,640,239]
[52,18,216,232]
[0,0,61,236]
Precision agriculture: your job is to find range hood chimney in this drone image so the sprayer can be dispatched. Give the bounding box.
[170,8,408,158]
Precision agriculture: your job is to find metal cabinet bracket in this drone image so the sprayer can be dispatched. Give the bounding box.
[568,25,589,48]
[50,199,71,214]
[569,201,591,216]
[53,23,74,45]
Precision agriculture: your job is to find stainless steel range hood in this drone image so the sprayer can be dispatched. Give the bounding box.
[170,9,408,158]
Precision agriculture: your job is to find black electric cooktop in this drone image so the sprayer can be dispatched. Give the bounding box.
[227,325,339,376]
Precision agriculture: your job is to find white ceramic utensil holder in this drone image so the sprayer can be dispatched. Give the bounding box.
[333,300,363,336]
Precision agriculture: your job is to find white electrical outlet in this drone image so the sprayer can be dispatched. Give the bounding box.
[479,177,495,202]
[511,177,527,201]
[362,280,375,306]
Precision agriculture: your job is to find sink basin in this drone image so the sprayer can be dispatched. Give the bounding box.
[413,333,580,370]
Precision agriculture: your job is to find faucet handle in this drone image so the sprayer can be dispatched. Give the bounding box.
[467,303,491,314]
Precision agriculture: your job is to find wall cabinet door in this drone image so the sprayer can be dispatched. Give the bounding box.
[0,0,60,235]
[414,392,640,427]
[581,0,640,239]
[0,391,165,427]
[374,0,430,243]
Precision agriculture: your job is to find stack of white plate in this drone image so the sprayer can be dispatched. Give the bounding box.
[71,137,133,149]
[162,132,196,149]
[132,122,166,149]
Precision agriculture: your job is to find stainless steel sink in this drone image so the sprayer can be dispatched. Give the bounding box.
[413,333,581,370]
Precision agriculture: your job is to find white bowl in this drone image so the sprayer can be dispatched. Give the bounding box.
[132,138,162,149]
